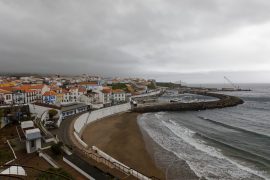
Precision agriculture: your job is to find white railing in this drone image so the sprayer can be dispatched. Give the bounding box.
[92,146,151,180]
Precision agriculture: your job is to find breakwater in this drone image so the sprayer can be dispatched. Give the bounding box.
[132,92,244,113]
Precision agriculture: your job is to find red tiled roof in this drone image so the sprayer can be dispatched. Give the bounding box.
[43,91,57,96]
[0,89,12,94]
[112,89,125,93]
[0,87,13,92]
[31,84,44,89]
[79,87,86,92]
[62,89,69,94]
[24,89,36,93]
[79,82,98,85]
[102,88,112,93]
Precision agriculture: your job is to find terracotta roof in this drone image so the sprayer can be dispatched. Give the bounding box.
[0,87,13,92]
[20,85,31,89]
[43,91,57,96]
[24,89,36,93]
[79,87,86,92]
[62,89,69,94]
[102,89,112,93]
[0,89,12,94]
[8,85,40,93]
[31,84,44,89]
[79,82,98,85]
[112,89,125,93]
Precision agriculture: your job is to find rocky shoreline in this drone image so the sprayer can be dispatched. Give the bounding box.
[132,92,244,113]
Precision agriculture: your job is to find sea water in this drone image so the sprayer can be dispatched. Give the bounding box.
[138,84,270,180]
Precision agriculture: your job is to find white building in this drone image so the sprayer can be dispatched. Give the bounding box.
[25,129,42,153]
[30,84,50,102]
[112,89,126,103]
[79,82,103,91]
[62,87,86,103]
[20,121,42,153]
[0,89,13,105]
[24,89,38,104]
[102,88,112,107]
[12,90,25,104]
[61,103,89,119]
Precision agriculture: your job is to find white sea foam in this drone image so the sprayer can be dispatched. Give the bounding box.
[163,119,269,180]
[138,113,269,180]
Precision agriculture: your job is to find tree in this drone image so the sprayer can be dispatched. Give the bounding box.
[48,109,58,119]
[111,83,127,91]
[51,142,63,155]
[0,109,3,118]
[147,81,156,89]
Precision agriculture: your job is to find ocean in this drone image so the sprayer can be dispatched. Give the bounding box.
[138,84,270,180]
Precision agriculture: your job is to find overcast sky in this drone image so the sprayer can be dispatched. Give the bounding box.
[0,0,270,83]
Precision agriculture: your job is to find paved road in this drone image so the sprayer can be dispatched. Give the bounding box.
[54,114,78,147]
[54,113,120,180]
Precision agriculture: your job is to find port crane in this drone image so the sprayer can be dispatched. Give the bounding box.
[224,76,240,90]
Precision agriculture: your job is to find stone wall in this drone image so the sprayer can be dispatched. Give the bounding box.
[132,92,244,113]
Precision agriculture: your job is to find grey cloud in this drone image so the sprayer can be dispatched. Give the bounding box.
[0,0,270,82]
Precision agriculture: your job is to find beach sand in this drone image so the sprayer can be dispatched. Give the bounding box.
[82,112,165,180]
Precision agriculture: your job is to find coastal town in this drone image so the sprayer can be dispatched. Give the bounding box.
[0,74,159,107]
[0,74,163,179]
[0,73,246,179]
[1,1,269,179]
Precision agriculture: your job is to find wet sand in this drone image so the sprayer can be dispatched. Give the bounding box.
[82,112,165,180]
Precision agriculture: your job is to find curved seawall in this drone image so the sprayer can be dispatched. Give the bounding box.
[132,92,244,113]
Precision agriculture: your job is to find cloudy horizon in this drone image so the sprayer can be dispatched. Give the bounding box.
[0,0,270,83]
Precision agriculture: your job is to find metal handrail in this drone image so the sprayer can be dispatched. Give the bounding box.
[73,146,161,180]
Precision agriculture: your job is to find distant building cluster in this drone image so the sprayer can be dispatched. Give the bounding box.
[0,75,156,108]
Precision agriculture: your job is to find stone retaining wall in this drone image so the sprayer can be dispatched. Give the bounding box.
[132,92,244,113]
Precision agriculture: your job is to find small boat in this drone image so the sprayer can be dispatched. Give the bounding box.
[170,99,180,103]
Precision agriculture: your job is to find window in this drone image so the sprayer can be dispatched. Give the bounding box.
[6,95,11,100]
[30,140,35,148]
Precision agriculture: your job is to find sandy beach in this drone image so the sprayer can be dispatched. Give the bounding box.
[81,112,165,180]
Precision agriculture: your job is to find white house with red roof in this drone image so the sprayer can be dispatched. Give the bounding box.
[112,89,126,103]
[30,84,50,101]
[42,91,57,104]
[0,89,13,105]
[61,87,87,104]
[24,89,38,104]
[102,87,112,106]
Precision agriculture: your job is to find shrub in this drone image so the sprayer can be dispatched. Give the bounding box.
[48,109,58,119]
[50,142,63,155]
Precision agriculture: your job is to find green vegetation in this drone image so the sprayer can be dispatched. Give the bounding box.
[0,109,3,117]
[111,83,127,91]
[0,109,3,127]
[37,168,74,180]
[48,109,58,119]
[51,142,63,155]
[0,148,13,164]
[156,82,181,88]
[147,81,156,89]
